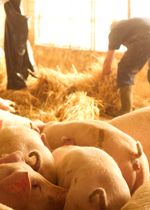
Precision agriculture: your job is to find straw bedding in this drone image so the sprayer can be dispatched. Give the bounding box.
[0,48,149,122]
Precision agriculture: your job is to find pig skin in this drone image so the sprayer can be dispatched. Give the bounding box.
[0,203,14,210]
[40,120,149,195]
[0,110,31,128]
[0,125,56,184]
[109,106,150,168]
[52,145,131,210]
[121,180,150,210]
[0,160,67,210]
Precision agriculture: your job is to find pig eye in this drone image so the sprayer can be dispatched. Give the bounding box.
[31,180,41,192]
[32,184,39,189]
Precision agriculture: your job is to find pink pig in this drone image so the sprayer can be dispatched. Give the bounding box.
[0,203,14,210]
[0,98,15,113]
[0,110,31,128]
[0,124,56,184]
[121,180,150,210]
[0,151,67,210]
[109,106,150,168]
[52,145,131,210]
[0,110,41,133]
[35,120,149,195]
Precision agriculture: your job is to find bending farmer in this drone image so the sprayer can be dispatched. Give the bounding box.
[101,17,150,117]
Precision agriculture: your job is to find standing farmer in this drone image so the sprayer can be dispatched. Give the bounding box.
[101,17,150,117]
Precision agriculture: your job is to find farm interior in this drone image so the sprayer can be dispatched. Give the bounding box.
[0,0,150,123]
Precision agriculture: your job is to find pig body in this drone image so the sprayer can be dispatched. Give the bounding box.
[0,203,14,210]
[0,125,56,184]
[0,110,31,128]
[121,180,150,210]
[109,106,150,167]
[0,156,67,210]
[52,145,131,210]
[41,120,149,195]
[0,98,15,113]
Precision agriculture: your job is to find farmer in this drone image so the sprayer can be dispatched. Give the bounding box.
[101,17,150,117]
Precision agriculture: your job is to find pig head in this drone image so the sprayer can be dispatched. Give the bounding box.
[52,145,131,210]
[0,152,67,210]
[0,124,56,184]
[40,120,149,195]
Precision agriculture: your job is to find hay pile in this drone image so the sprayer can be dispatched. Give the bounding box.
[0,49,127,122]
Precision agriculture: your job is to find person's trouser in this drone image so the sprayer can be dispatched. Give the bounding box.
[117,30,150,87]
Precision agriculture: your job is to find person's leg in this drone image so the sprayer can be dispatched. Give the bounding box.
[112,32,150,117]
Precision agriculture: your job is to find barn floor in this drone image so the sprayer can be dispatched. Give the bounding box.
[0,47,150,123]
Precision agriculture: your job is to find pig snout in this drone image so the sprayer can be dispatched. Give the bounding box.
[0,162,67,210]
[48,186,68,210]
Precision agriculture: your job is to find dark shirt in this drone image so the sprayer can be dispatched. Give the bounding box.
[108,17,150,50]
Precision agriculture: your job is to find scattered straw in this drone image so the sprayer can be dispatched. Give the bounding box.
[0,47,149,122]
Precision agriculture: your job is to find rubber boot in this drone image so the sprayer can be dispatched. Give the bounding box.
[111,85,132,117]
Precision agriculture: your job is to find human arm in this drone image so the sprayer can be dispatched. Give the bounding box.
[100,50,115,81]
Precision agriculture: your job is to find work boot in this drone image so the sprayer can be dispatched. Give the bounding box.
[111,85,133,117]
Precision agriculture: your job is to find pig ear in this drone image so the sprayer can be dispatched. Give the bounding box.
[0,151,25,164]
[28,150,41,171]
[0,171,31,197]
[0,120,3,130]
[61,136,76,146]
[30,122,40,133]
[89,187,107,210]
[41,133,52,151]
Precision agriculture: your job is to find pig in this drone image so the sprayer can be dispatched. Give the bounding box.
[0,98,15,113]
[35,119,149,195]
[0,109,31,128]
[52,145,131,210]
[0,152,67,210]
[0,124,56,184]
[121,180,150,210]
[0,110,41,133]
[0,203,14,210]
[109,106,150,167]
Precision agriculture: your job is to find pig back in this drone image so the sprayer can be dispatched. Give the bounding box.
[52,146,131,210]
[0,110,31,128]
